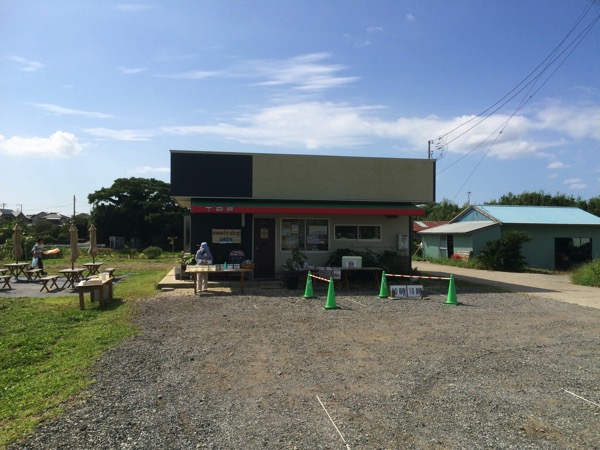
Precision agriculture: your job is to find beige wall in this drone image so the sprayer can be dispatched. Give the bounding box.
[262,214,409,273]
[253,154,435,203]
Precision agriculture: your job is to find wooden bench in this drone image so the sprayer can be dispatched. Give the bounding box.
[25,268,43,281]
[0,275,12,290]
[103,268,116,278]
[40,275,60,293]
[76,278,113,310]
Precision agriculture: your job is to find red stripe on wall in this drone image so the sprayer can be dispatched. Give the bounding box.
[191,205,424,216]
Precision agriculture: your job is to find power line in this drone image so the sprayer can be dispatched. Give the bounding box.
[436,0,599,150]
[433,1,600,201]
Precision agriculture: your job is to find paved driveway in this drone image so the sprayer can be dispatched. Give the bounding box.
[414,261,600,310]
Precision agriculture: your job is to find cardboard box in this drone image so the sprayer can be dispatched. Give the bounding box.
[342,256,362,268]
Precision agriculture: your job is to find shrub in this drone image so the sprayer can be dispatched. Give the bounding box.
[477,231,531,272]
[143,246,163,259]
[571,258,600,287]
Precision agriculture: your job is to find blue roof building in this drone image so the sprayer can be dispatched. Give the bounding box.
[419,205,600,270]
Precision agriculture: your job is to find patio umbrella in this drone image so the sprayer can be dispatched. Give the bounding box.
[12,223,23,264]
[88,224,98,263]
[69,223,81,270]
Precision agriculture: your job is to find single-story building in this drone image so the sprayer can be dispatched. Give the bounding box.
[418,205,600,270]
[170,151,435,279]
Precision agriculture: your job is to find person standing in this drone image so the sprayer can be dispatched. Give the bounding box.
[195,242,213,292]
[31,238,47,275]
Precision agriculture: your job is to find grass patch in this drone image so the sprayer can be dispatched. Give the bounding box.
[0,253,178,448]
[571,258,600,287]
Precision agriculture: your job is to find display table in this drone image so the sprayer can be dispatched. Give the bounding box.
[186,266,252,294]
[76,278,113,310]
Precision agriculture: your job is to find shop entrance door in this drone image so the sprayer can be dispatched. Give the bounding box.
[253,218,276,278]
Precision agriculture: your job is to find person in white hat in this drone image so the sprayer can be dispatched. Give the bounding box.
[194,242,213,292]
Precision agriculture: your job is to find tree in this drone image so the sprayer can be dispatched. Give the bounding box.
[477,231,532,272]
[88,177,185,249]
[488,190,587,208]
[421,199,463,221]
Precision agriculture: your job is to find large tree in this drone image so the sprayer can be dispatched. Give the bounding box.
[88,177,185,249]
[421,199,464,221]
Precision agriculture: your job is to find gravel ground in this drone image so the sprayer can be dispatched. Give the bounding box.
[10,282,600,450]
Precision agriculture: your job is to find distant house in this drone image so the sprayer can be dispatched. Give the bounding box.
[413,221,449,233]
[30,212,70,225]
[418,205,600,270]
[0,209,27,223]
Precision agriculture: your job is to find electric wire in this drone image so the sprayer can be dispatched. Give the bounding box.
[433,1,600,200]
[435,0,599,148]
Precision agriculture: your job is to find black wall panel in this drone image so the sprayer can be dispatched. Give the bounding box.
[171,152,253,198]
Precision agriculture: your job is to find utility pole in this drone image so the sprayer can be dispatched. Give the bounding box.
[467,191,471,206]
[428,140,433,159]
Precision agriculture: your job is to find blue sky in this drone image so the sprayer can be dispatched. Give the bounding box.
[1,0,599,216]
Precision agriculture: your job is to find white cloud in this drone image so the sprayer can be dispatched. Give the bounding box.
[547,161,568,169]
[7,56,44,72]
[131,166,170,174]
[114,4,153,12]
[30,103,113,119]
[119,67,147,75]
[84,127,154,141]
[162,102,383,149]
[406,13,417,22]
[0,132,82,157]
[564,178,587,189]
[535,104,600,141]
[253,53,359,93]
[158,70,221,80]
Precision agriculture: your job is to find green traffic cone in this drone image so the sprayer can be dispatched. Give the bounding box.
[324,278,338,310]
[304,271,315,299]
[378,271,389,298]
[445,274,458,305]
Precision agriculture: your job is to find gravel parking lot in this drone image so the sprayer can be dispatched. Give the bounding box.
[12,282,600,449]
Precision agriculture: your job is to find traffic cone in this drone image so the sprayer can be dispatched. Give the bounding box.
[304,272,315,299]
[324,278,338,310]
[445,275,458,305]
[378,271,389,298]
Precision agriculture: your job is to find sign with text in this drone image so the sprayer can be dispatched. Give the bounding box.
[212,229,241,244]
[390,285,423,298]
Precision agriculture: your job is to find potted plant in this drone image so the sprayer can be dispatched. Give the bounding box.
[178,253,196,280]
[282,247,307,289]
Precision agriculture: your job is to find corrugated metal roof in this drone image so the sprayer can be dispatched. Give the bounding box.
[418,221,497,234]
[476,205,600,225]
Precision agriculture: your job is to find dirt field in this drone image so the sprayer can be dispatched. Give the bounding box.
[13,282,600,449]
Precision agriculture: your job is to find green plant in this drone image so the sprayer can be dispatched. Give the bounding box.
[477,231,532,272]
[571,258,600,287]
[143,246,163,259]
[283,248,307,271]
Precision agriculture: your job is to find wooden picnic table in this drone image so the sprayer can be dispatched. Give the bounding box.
[59,268,86,289]
[4,263,29,281]
[83,262,104,276]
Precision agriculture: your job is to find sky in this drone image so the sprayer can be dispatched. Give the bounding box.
[1,0,599,217]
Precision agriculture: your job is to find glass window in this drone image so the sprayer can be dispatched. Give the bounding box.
[282,219,328,252]
[359,225,381,240]
[335,225,358,239]
[334,225,381,241]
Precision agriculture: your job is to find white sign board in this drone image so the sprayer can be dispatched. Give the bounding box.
[390,284,423,298]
